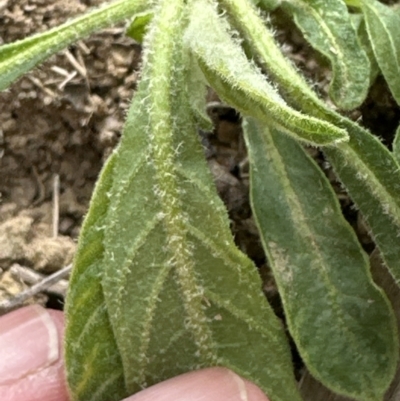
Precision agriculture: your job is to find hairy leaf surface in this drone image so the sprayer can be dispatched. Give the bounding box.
[125,11,153,43]
[282,0,370,109]
[324,127,400,285]
[185,0,347,146]
[350,14,380,85]
[0,0,148,91]
[361,0,400,105]
[64,153,127,401]
[393,125,400,165]
[219,0,326,115]
[65,2,302,401]
[187,54,214,131]
[222,0,400,284]
[244,118,398,401]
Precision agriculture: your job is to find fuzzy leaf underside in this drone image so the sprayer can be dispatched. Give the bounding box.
[219,0,332,115]
[393,125,400,165]
[361,0,400,106]
[221,0,400,284]
[282,0,370,110]
[187,54,214,131]
[324,125,400,285]
[350,14,380,85]
[64,153,128,401]
[0,0,149,91]
[125,11,153,43]
[244,118,398,401]
[66,2,302,401]
[185,0,347,147]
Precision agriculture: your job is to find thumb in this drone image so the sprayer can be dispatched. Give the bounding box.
[123,367,270,401]
[0,305,67,401]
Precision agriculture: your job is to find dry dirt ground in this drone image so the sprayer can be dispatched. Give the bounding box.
[0,0,268,310]
[1,1,400,400]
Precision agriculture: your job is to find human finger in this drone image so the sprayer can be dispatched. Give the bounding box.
[124,367,270,401]
[0,304,68,401]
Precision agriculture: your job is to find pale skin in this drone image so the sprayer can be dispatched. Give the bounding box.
[0,305,270,401]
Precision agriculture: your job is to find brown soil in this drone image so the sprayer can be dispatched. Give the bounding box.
[0,0,265,309]
[0,0,141,306]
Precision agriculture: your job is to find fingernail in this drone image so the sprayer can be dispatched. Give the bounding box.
[0,305,59,385]
[124,367,269,401]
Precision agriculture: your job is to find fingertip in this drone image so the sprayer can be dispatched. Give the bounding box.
[124,367,270,401]
[0,305,68,401]
[47,308,65,338]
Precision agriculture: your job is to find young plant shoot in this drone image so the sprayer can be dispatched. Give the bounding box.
[1,0,400,401]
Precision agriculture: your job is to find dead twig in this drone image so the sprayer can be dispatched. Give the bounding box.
[9,263,69,297]
[0,264,72,315]
[64,49,87,79]
[53,174,60,238]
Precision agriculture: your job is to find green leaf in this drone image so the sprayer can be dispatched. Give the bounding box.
[221,0,400,286]
[0,0,148,91]
[184,0,347,146]
[251,0,281,11]
[219,0,327,116]
[66,2,303,401]
[324,122,400,285]
[395,4,400,17]
[64,153,128,401]
[327,123,400,288]
[126,11,153,44]
[282,0,370,110]
[187,53,214,131]
[361,0,400,105]
[344,0,361,7]
[350,14,380,85]
[392,125,400,165]
[244,118,398,401]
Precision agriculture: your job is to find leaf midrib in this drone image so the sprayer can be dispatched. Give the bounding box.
[145,1,217,366]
